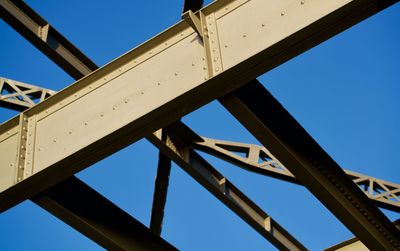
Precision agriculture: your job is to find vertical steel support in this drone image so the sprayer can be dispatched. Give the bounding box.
[150,130,172,236]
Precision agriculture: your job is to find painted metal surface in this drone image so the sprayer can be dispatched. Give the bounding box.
[0,77,54,111]
[147,123,307,251]
[1,0,397,211]
[33,176,177,251]
[0,0,399,250]
[0,0,97,79]
[221,80,400,250]
[194,137,400,212]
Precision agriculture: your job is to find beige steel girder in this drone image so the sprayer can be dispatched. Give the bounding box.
[0,77,54,111]
[194,137,400,213]
[2,75,400,214]
[1,0,399,249]
[1,0,384,211]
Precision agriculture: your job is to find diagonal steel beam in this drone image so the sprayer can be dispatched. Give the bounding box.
[1,0,398,211]
[220,80,400,250]
[194,137,400,213]
[147,123,307,251]
[0,2,399,250]
[0,0,98,80]
[33,176,177,251]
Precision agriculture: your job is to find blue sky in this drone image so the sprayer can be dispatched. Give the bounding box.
[0,1,399,250]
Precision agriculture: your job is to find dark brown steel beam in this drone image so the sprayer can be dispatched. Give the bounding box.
[33,176,177,251]
[147,124,307,251]
[220,80,400,250]
[150,130,172,236]
[182,0,204,13]
[0,0,98,80]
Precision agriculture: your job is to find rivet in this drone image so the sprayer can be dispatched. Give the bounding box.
[262,23,266,27]
[225,7,229,11]
[140,91,144,95]
[204,77,208,80]
[103,78,107,81]
[149,51,153,55]
[118,68,122,72]
[203,66,207,70]
[100,113,104,117]
[27,161,30,165]
[74,94,78,97]
[124,99,129,103]
[157,82,161,86]
[215,67,220,72]
[46,110,49,113]
[85,121,89,125]
[17,177,21,182]
[192,62,196,66]
[243,33,247,38]
[21,146,25,150]
[301,0,305,5]
[203,25,207,29]
[38,147,42,151]
[20,154,24,159]
[53,138,57,142]
[10,163,13,167]
[281,11,285,16]
[19,165,23,169]
[202,57,205,61]
[175,72,179,76]
[24,118,28,122]
[213,57,218,62]
[112,106,116,110]
[180,33,184,36]
[134,60,137,63]
[224,44,228,48]
[6,132,10,135]
[69,130,73,135]
[164,42,168,46]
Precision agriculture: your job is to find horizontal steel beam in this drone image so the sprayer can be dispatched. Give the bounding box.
[220,80,400,250]
[33,176,177,251]
[0,0,98,80]
[147,123,306,251]
[0,0,397,216]
[194,137,400,213]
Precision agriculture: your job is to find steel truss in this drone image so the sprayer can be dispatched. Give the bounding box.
[1,0,399,250]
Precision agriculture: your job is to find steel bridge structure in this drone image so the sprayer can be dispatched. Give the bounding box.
[0,0,399,250]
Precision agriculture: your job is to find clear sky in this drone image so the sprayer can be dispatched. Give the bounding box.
[0,1,399,250]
